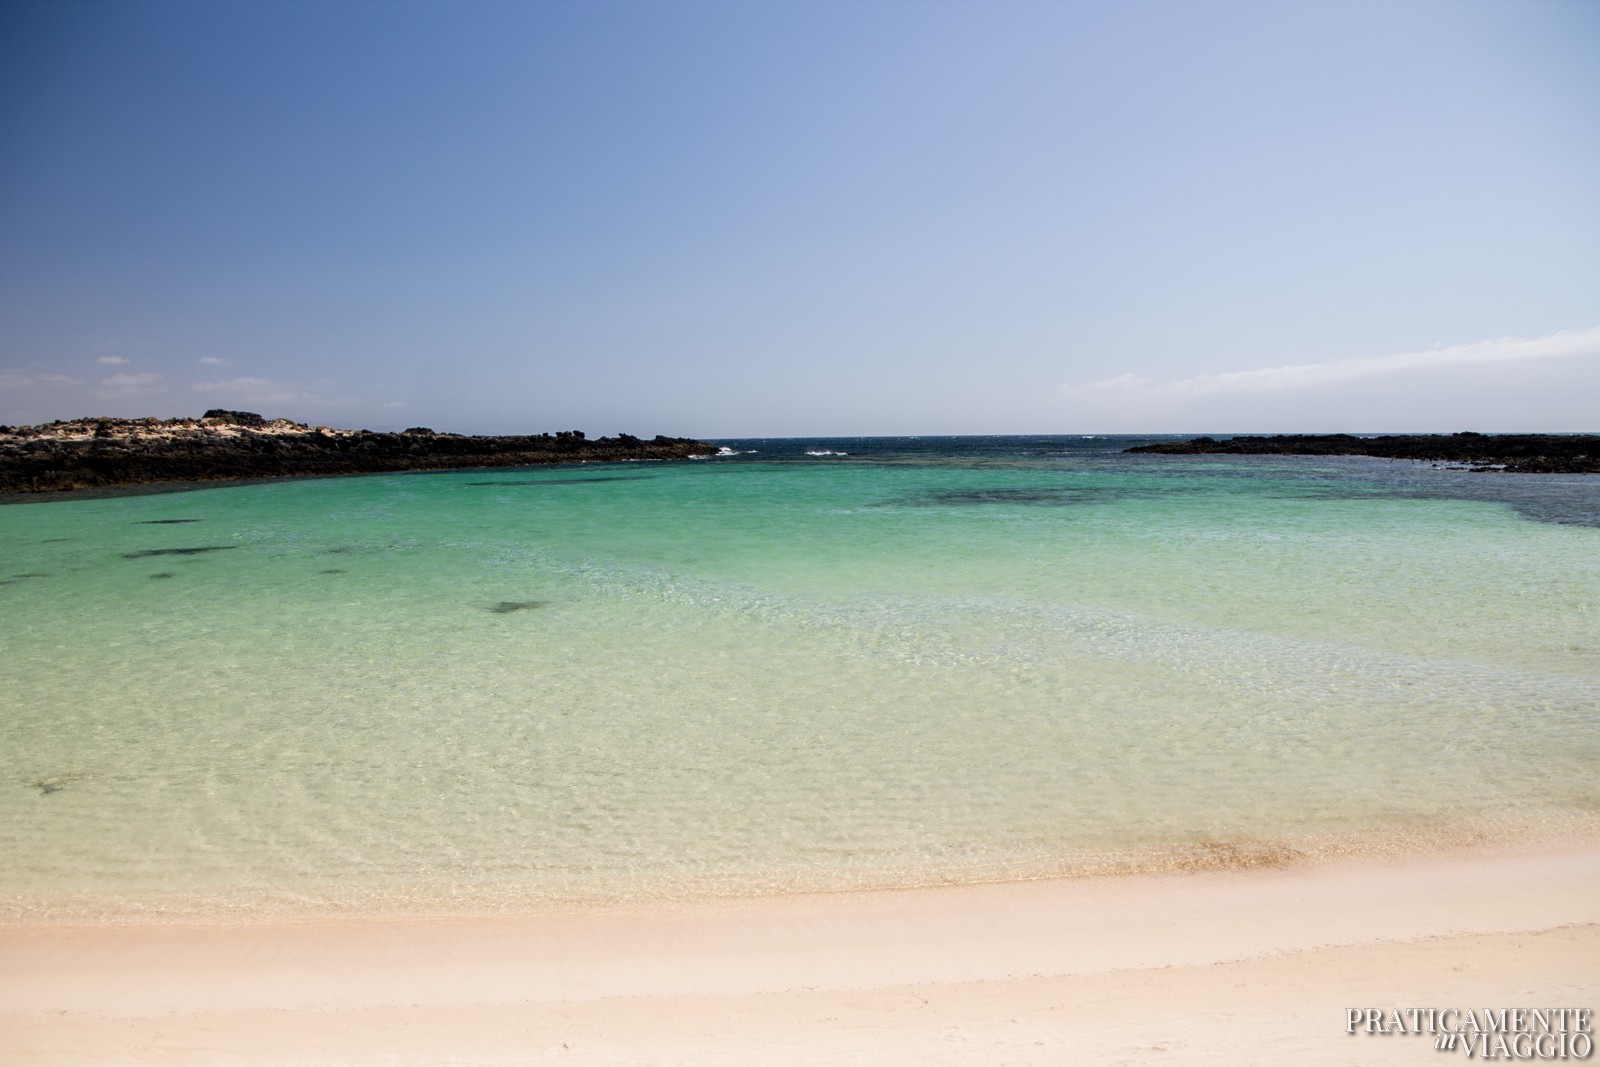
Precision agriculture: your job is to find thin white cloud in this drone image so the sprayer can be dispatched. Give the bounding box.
[198,356,229,366]
[96,355,130,365]
[1061,327,1600,399]
[97,372,165,400]
[1060,372,1154,397]
[194,376,271,391]
[0,372,83,389]
[192,376,361,408]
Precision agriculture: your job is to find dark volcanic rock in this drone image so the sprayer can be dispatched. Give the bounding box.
[0,415,722,494]
[201,409,268,427]
[1125,433,1600,473]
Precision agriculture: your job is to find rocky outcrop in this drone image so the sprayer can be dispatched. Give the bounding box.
[0,412,721,494]
[1125,433,1600,473]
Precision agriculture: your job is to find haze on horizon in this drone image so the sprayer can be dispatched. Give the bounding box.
[1,0,1596,439]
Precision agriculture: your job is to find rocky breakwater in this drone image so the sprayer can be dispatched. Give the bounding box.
[1126,432,1600,473]
[0,410,722,494]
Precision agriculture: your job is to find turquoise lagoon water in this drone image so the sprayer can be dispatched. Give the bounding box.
[2,436,1596,921]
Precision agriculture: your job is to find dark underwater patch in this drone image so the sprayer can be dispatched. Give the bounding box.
[895,487,1114,507]
[467,475,654,487]
[320,568,347,574]
[149,572,175,580]
[122,546,238,558]
[31,772,82,795]
[489,600,546,613]
[137,519,203,524]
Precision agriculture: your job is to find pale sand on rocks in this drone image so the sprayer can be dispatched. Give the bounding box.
[2,843,1595,1066]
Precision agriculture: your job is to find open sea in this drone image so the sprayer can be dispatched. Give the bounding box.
[2,435,1597,923]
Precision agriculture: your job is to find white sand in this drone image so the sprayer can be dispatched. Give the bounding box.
[3,843,1596,1066]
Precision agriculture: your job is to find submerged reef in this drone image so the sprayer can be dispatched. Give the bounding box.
[0,411,720,494]
[1126,432,1600,473]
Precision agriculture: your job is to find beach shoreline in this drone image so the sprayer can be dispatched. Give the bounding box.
[0,412,721,495]
[4,841,1595,1065]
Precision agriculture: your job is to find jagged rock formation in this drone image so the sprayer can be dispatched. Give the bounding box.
[1125,432,1599,473]
[0,411,721,494]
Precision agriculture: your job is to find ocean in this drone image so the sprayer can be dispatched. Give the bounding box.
[2,435,1596,922]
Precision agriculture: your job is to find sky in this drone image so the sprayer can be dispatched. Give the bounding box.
[1,0,1596,437]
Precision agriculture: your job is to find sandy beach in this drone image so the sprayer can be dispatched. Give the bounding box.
[9,0,1597,1062]
[3,842,1595,1066]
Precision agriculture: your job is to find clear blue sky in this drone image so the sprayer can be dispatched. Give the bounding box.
[2,0,1596,436]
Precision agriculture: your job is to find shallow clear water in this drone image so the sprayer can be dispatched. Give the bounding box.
[2,437,1597,921]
